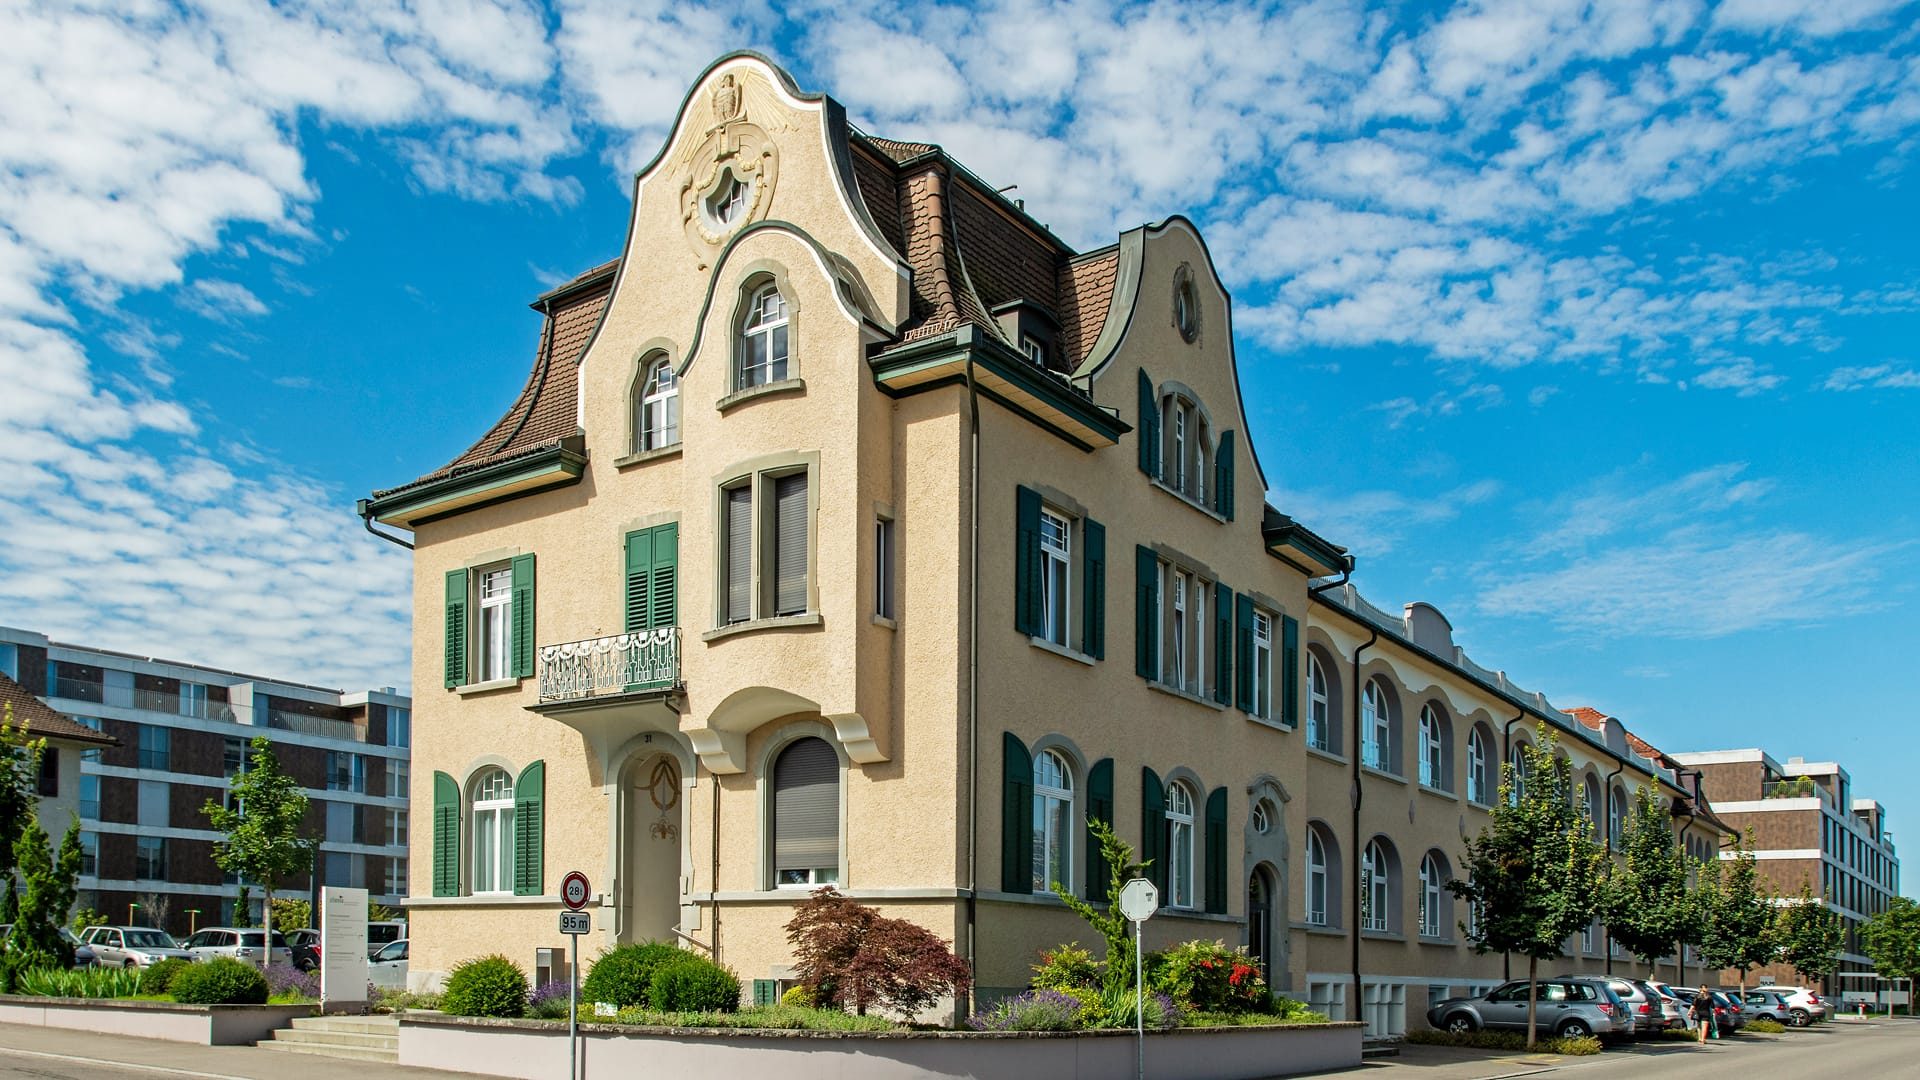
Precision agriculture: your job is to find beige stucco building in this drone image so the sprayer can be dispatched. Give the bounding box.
[363,52,1729,1032]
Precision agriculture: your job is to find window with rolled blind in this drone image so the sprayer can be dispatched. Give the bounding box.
[725,485,753,623]
[772,472,808,616]
[772,736,840,886]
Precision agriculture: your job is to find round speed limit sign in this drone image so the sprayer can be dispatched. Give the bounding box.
[560,870,591,911]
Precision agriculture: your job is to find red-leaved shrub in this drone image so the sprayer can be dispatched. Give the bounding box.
[785,888,971,1019]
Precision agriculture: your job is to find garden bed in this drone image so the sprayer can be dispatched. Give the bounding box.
[0,995,315,1045]
[398,1012,1362,1080]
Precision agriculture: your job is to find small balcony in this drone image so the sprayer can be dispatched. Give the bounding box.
[538,629,683,704]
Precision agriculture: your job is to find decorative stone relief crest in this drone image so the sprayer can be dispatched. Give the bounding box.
[647,757,680,841]
[676,70,791,267]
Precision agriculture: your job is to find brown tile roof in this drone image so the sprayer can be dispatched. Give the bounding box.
[0,673,117,747]
[1057,248,1119,364]
[1563,705,1611,731]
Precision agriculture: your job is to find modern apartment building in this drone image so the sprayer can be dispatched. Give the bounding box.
[1669,748,1900,997]
[1,671,119,838]
[360,52,1727,1032]
[0,627,411,935]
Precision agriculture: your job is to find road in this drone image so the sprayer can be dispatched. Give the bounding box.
[0,1022,487,1080]
[1348,1018,1920,1079]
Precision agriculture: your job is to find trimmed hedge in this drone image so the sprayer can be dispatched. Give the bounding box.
[442,955,529,1018]
[170,958,269,1005]
[582,942,684,1010]
[648,953,741,1013]
[141,958,192,996]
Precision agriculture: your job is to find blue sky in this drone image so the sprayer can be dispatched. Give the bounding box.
[1,1,1915,886]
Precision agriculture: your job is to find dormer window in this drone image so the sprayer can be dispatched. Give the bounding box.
[1020,334,1047,367]
[994,301,1060,372]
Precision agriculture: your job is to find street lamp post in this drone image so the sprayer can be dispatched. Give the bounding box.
[128,902,139,926]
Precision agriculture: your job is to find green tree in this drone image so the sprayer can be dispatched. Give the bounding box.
[1859,896,1920,993]
[0,705,46,891]
[202,737,314,971]
[1447,727,1607,1048]
[1602,784,1695,980]
[1,809,82,990]
[1695,831,1776,991]
[1055,818,1151,994]
[1776,880,1844,987]
[270,896,313,931]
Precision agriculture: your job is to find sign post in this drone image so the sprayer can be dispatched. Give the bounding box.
[559,871,592,1080]
[1117,878,1159,1080]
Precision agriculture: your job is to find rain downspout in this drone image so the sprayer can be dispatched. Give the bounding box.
[1350,626,1378,1015]
[963,344,980,1022]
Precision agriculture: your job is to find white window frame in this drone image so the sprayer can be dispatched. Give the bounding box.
[1420,854,1444,938]
[1308,653,1330,751]
[387,808,408,846]
[1362,681,1389,771]
[737,284,790,389]
[1307,828,1328,926]
[1362,840,1391,933]
[388,708,411,749]
[1166,783,1196,909]
[1033,750,1073,894]
[476,564,513,683]
[1252,611,1273,719]
[1468,729,1490,804]
[384,856,408,896]
[1419,705,1443,789]
[709,170,750,227]
[1020,334,1047,367]
[1038,509,1071,647]
[637,355,680,451]
[470,768,515,897]
[1507,743,1528,805]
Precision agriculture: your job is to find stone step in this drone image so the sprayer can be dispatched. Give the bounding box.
[255,1040,399,1063]
[289,1015,401,1035]
[273,1027,400,1050]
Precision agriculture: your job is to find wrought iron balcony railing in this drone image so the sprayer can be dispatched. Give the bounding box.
[537,629,682,704]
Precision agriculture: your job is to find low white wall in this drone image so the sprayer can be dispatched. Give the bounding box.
[399,1016,1364,1080]
[0,997,314,1045]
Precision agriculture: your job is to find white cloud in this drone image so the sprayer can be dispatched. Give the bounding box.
[1823,363,1920,390]
[1273,478,1501,556]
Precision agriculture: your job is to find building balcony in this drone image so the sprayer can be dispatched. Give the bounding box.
[529,630,684,742]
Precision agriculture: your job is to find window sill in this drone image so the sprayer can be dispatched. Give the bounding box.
[1360,929,1405,942]
[871,614,897,630]
[1466,798,1494,812]
[1417,934,1457,947]
[1244,712,1290,732]
[1306,746,1347,766]
[1146,680,1227,711]
[717,377,805,413]
[1029,636,1095,666]
[1418,783,1460,803]
[1300,923,1345,937]
[1147,477,1227,523]
[614,444,683,469]
[702,612,823,642]
[1361,764,1407,786]
[454,677,521,697]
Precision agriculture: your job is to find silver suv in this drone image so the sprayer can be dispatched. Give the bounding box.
[78,926,193,968]
[1427,978,1625,1039]
[1559,975,1670,1037]
[181,927,292,967]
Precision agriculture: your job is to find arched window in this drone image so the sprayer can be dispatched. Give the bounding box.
[1361,679,1393,773]
[1506,742,1530,805]
[1166,783,1196,909]
[634,354,679,452]
[1419,704,1450,791]
[1251,799,1272,835]
[1306,824,1337,927]
[1158,392,1210,502]
[1610,785,1628,846]
[1467,726,1490,804]
[1362,839,1394,933]
[1419,852,1449,938]
[1308,653,1331,752]
[772,737,840,887]
[1033,750,1073,893]
[1584,774,1602,839]
[737,284,790,390]
[470,767,515,896]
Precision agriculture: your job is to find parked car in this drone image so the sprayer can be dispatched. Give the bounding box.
[285,928,321,972]
[1753,985,1828,1025]
[1670,987,1740,1035]
[1641,981,1689,1031]
[181,927,292,968]
[1610,978,1670,1036]
[1427,978,1625,1039]
[78,926,194,968]
[366,920,407,958]
[368,938,407,990]
[61,928,96,967]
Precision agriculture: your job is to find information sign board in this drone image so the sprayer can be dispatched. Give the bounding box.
[320,886,370,1012]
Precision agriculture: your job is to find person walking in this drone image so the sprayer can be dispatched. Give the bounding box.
[1691,986,1715,1043]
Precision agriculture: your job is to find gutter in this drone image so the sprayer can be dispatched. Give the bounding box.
[1350,626,1378,1006]
[963,325,981,1023]
[356,500,415,550]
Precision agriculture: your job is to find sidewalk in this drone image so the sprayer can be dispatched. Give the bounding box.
[0,1022,487,1080]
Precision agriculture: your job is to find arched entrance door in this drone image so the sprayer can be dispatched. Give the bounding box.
[1248,866,1275,986]
[620,753,684,944]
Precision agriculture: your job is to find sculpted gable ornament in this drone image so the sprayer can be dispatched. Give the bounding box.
[677,70,791,267]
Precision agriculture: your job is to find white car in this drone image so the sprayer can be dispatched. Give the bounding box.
[79,926,194,968]
[181,927,293,968]
[369,938,408,990]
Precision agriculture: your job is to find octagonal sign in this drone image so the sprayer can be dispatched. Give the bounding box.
[1117,877,1159,922]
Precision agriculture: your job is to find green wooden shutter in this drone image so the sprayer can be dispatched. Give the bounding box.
[1134,546,1158,679]
[1015,486,1042,637]
[1212,581,1232,705]
[513,760,545,896]
[1215,430,1236,520]
[1137,369,1159,475]
[1204,786,1228,914]
[752,979,778,1006]
[650,523,678,629]
[432,771,460,897]
[1082,518,1106,661]
[624,529,653,632]
[1281,615,1301,729]
[1142,767,1166,897]
[509,553,536,680]
[1235,594,1256,713]
[443,569,469,689]
[1002,732,1033,894]
[1085,758,1114,902]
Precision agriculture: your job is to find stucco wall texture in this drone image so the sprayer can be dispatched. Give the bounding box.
[392,54,1730,1030]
